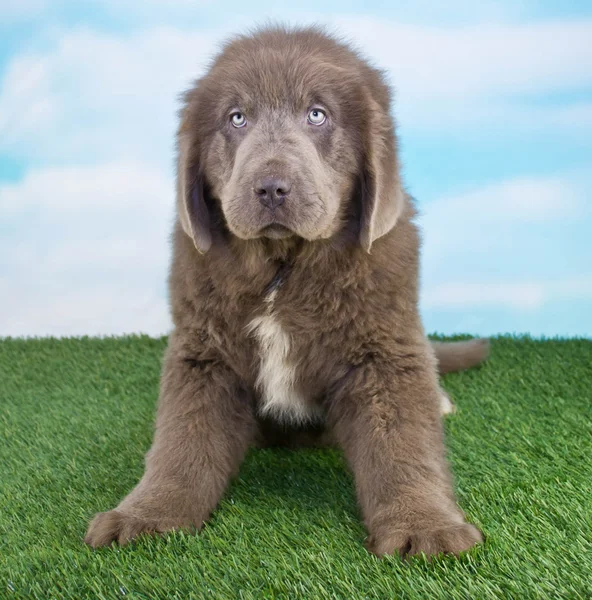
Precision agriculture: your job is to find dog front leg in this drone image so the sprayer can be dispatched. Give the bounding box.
[328,344,482,558]
[85,340,256,547]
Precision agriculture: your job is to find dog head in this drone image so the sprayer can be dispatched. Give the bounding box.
[177,26,404,253]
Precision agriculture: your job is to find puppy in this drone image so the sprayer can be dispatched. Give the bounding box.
[85,25,488,557]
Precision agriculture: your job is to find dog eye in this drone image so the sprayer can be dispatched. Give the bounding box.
[307,108,326,126]
[230,112,247,128]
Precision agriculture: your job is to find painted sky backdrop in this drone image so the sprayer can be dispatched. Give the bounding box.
[1,1,591,338]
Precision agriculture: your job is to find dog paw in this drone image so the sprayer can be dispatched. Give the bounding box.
[366,522,482,559]
[84,509,192,548]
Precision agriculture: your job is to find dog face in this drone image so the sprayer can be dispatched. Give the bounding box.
[177,27,405,253]
[202,60,362,243]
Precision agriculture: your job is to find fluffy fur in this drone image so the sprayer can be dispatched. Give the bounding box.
[85,25,488,558]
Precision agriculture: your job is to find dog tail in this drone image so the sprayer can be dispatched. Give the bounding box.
[430,338,490,374]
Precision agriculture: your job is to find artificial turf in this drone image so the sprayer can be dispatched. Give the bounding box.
[0,334,590,599]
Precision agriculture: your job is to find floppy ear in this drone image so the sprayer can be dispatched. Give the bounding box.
[176,131,212,254]
[359,96,405,253]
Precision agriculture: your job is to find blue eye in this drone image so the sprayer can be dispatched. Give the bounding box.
[231,112,247,128]
[307,108,326,125]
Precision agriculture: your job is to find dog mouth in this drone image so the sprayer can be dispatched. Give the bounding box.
[259,224,294,239]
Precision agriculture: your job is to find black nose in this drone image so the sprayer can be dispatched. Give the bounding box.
[254,176,291,209]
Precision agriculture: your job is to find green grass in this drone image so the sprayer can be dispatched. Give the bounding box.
[1,335,591,599]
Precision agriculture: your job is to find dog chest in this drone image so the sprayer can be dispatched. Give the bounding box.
[247,294,318,424]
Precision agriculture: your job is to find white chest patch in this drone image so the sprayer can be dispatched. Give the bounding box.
[247,294,316,424]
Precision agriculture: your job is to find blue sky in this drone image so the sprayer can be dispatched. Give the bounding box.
[1,0,591,338]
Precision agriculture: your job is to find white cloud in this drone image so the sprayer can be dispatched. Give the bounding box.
[0,162,175,337]
[423,281,545,309]
[422,276,592,310]
[0,161,173,217]
[330,17,592,130]
[1,0,49,16]
[0,27,220,162]
[0,282,171,337]
[419,174,586,264]
[417,172,591,316]
[424,176,582,223]
[334,18,592,96]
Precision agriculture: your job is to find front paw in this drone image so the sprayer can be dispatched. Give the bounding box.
[366,522,482,559]
[84,509,194,548]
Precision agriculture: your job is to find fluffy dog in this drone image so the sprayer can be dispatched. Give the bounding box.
[85,25,488,557]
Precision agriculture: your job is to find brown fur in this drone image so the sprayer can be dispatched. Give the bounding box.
[85,25,487,558]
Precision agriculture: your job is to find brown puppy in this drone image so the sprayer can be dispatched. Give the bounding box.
[85,25,488,557]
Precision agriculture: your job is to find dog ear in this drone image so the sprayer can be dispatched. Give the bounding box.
[359,96,405,253]
[176,129,212,254]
